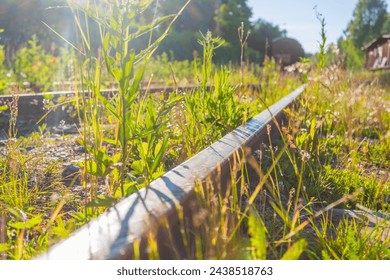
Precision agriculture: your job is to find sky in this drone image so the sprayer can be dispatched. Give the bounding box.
[247,0,390,54]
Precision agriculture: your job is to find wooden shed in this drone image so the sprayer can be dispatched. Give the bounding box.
[362,34,390,70]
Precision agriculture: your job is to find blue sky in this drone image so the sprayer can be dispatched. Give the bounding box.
[247,0,390,53]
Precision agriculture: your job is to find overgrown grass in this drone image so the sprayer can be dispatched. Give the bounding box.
[149,39,389,260]
[0,0,298,259]
[0,1,389,260]
[153,58,389,260]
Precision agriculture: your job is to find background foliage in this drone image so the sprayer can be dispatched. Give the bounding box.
[338,0,390,70]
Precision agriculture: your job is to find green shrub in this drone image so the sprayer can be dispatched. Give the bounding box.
[13,35,59,92]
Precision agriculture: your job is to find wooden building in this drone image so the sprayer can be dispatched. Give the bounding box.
[362,34,390,70]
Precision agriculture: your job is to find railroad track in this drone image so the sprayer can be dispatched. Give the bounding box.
[0,85,260,136]
[2,84,388,259]
[34,85,306,260]
[0,86,208,136]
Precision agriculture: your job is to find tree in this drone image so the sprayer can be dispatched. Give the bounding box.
[347,0,388,48]
[159,0,216,32]
[156,0,217,60]
[0,0,71,60]
[339,0,388,70]
[158,0,253,62]
[338,37,365,71]
[216,0,252,62]
[381,13,390,34]
[218,0,252,39]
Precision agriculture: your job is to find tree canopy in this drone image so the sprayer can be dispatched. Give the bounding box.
[218,0,252,40]
[157,0,254,62]
[0,1,71,51]
[156,0,217,60]
[381,12,390,34]
[339,0,389,70]
[346,0,388,47]
[0,0,288,63]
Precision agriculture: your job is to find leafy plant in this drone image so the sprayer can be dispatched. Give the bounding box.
[13,35,59,92]
[60,0,191,206]
[319,219,390,260]
[0,29,10,94]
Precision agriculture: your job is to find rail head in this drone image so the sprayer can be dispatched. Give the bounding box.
[35,85,306,260]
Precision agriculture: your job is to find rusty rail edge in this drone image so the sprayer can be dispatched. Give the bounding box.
[0,85,260,134]
[35,85,306,260]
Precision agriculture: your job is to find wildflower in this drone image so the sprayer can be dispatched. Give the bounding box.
[253,149,261,160]
[59,120,66,128]
[30,99,39,106]
[266,124,271,135]
[299,149,311,162]
[42,98,51,110]
[287,188,295,207]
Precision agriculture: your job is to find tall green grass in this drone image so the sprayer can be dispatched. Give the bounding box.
[0,0,295,259]
[1,2,388,260]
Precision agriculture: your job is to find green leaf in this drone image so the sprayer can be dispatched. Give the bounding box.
[9,214,42,230]
[127,63,144,104]
[85,160,107,177]
[111,68,122,82]
[248,207,267,260]
[150,137,168,173]
[57,95,66,103]
[131,160,144,175]
[0,203,25,222]
[124,181,139,196]
[138,142,149,159]
[86,196,117,208]
[96,91,119,120]
[110,153,122,164]
[95,149,110,163]
[26,215,43,228]
[104,52,115,75]
[103,33,110,53]
[0,243,9,253]
[281,239,307,260]
[51,217,74,239]
[310,117,317,140]
[69,212,87,223]
[102,138,117,145]
[269,201,290,224]
[123,52,135,80]
[43,93,54,100]
[151,170,165,180]
[0,105,8,111]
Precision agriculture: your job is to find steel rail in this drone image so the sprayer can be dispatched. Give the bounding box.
[0,86,204,134]
[35,85,306,260]
[0,85,260,134]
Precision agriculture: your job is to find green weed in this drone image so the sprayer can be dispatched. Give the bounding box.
[318,218,390,260]
[13,35,59,92]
